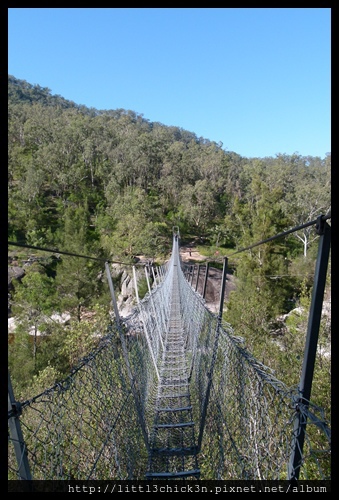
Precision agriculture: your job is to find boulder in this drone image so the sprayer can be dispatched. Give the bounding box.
[8,266,25,288]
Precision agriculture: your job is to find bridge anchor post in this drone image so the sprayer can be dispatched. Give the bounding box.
[288,219,331,480]
[8,370,32,481]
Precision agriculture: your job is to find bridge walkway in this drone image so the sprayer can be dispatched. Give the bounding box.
[145,262,200,479]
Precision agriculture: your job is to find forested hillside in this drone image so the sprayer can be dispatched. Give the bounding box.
[8,75,331,411]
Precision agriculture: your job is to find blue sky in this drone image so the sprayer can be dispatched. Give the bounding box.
[8,7,331,159]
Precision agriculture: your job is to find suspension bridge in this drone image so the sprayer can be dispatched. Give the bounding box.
[8,218,331,483]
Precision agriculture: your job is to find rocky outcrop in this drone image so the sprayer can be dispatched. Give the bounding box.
[8,313,71,335]
[116,269,137,318]
[8,266,26,317]
[269,299,331,359]
[8,266,25,287]
[110,263,146,318]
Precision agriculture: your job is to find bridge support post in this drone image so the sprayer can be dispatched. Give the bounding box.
[202,262,209,299]
[8,370,32,480]
[198,257,228,451]
[288,218,331,480]
[218,257,228,322]
[105,261,121,331]
[195,264,201,292]
[151,265,158,287]
[190,265,195,286]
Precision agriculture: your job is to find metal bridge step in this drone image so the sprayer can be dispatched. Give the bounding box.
[162,369,187,373]
[157,405,192,412]
[164,355,185,360]
[163,360,186,365]
[161,377,189,382]
[160,382,189,387]
[145,469,200,479]
[161,366,186,371]
[158,393,190,399]
[154,421,194,429]
[161,363,187,368]
[151,445,198,456]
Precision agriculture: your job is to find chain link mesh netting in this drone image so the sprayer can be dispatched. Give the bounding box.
[9,235,330,480]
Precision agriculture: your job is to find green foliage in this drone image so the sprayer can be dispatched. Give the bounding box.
[12,268,57,318]
[137,277,149,300]
[22,365,65,402]
[226,279,277,355]
[283,283,331,417]
[8,74,330,465]
[61,311,106,368]
[196,243,231,259]
[9,266,61,393]
[8,73,330,261]
[34,325,70,375]
[180,179,218,236]
[8,328,36,395]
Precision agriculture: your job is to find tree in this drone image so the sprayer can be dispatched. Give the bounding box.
[224,174,293,356]
[54,204,105,321]
[105,186,169,259]
[280,157,331,257]
[180,179,218,236]
[11,267,56,371]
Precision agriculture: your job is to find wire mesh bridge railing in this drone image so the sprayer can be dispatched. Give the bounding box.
[8,223,331,482]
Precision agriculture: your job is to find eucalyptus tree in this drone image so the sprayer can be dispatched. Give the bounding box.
[180,179,218,237]
[280,155,331,257]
